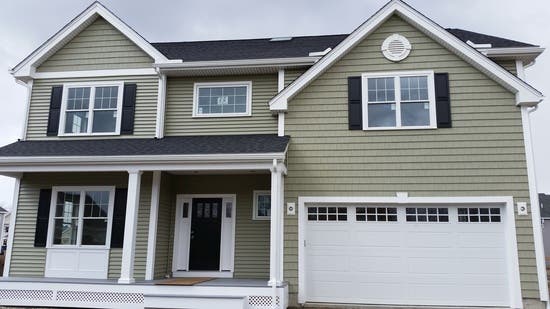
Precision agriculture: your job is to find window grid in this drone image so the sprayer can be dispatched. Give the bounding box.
[62,84,121,135]
[406,207,449,223]
[307,207,347,222]
[194,82,251,117]
[364,72,433,129]
[356,207,397,222]
[50,188,113,248]
[458,208,501,223]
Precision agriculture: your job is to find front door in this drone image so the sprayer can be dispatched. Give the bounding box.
[188,198,223,270]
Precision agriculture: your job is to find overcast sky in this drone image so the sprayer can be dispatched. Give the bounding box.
[0,0,548,210]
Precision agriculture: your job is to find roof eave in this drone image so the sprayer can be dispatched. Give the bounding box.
[153,57,320,72]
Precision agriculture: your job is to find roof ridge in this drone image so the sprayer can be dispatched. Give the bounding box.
[151,33,349,45]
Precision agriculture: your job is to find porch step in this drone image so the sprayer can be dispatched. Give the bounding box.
[144,294,246,309]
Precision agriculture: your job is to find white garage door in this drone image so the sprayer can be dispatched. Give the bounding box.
[304,205,510,307]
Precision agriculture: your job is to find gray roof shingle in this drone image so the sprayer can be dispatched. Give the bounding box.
[0,135,290,157]
[151,29,536,61]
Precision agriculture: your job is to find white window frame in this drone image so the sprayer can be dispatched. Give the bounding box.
[361,70,437,130]
[46,186,115,249]
[252,190,271,220]
[58,81,124,136]
[192,81,253,118]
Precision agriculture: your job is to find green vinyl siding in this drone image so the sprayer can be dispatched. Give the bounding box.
[37,17,152,72]
[26,75,158,140]
[495,59,518,75]
[164,75,278,135]
[10,172,152,281]
[172,174,270,278]
[283,14,537,306]
[284,68,308,88]
[154,172,175,279]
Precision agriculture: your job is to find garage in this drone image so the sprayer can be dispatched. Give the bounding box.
[301,200,519,307]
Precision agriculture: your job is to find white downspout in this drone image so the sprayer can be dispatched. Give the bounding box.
[516,60,549,305]
[277,69,285,137]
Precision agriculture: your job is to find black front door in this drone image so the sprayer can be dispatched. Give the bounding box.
[188,198,223,271]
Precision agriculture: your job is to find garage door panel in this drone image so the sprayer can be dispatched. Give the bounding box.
[304,204,510,307]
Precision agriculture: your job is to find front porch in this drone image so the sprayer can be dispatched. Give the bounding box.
[0,277,288,309]
[0,135,290,308]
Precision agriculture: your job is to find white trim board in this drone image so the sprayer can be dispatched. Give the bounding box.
[10,2,170,80]
[269,0,543,111]
[297,194,523,309]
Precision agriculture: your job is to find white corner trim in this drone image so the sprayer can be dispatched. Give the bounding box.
[32,68,157,79]
[297,195,522,308]
[145,171,161,280]
[278,69,285,92]
[520,111,549,300]
[19,80,33,141]
[2,174,21,278]
[268,0,543,111]
[277,112,285,137]
[192,81,253,118]
[11,2,169,78]
[155,74,167,138]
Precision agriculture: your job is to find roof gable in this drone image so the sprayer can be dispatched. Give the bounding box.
[10,1,170,80]
[269,0,543,110]
[36,17,154,72]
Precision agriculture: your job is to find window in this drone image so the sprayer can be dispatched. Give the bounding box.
[458,207,501,223]
[59,83,123,136]
[193,82,252,117]
[362,71,436,129]
[253,191,271,220]
[406,207,449,222]
[49,187,114,247]
[356,207,397,222]
[307,206,347,222]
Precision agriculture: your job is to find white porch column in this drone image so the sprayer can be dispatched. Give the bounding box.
[118,170,142,284]
[3,174,21,277]
[269,160,283,286]
[145,171,161,280]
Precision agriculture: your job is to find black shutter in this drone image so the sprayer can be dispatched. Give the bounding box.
[34,189,52,247]
[120,84,137,135]
[111,188,128,248]
[46,86,63,136]
[435,73,452,128]
[348,76,363,130]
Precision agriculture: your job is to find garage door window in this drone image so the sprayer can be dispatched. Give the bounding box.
[307,207,347,221]
[458,207,501,223]
[356,207,397,222]
[406,207,449,222]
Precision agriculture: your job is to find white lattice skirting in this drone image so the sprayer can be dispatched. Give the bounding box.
[0,284,288,309]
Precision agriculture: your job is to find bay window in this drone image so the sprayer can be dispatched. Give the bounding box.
[362,71,436,129]
[59,82,123,136]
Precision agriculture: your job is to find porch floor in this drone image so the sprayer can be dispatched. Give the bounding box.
[0,276,286,287]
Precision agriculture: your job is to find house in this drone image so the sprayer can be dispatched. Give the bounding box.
[539,194,550,261]
[0,0,547,308]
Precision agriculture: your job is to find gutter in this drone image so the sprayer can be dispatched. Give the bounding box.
[153,57,319,71]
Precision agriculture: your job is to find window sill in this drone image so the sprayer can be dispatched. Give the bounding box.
[252,216,271,221]
[191,113,252,119]
[363,125,437,131]
[57,133,121,137]
[47,246,110,250]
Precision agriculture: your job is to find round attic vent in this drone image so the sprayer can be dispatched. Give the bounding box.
[381,34,411,62]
